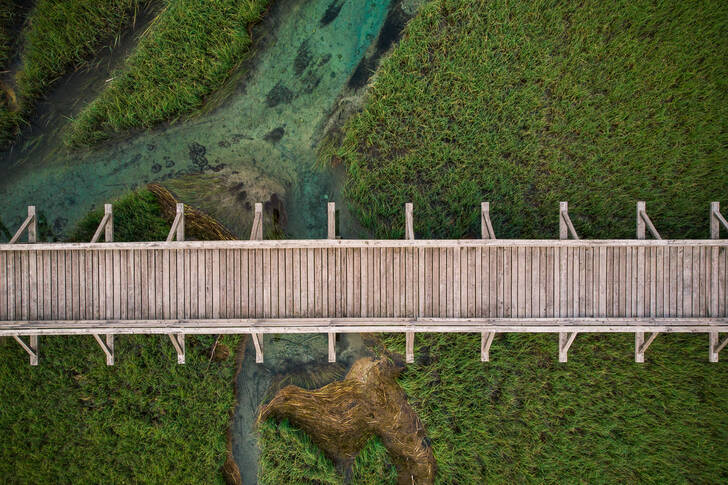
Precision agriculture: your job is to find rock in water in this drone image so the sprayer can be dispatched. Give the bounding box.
[258,356,436,484]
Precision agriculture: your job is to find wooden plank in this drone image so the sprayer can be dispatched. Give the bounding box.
[270,249,279,318]
[419,247,425,318]
[375,248,382,317]
[524,247,531,317]
[436,248,444,317]
[475,247,482,317]
[292,248,300,317]
[7,251,16,320]
[599,246,607,318]
[119,250,127,320]
[408,247,415,318]
[676,246,684,317]
[361,248,368,317]
[162,249,170,319]
[467,248,475,317]
[328,248,336,318]
[683,246,692,317]
[307,248,315,318]
[254,248,263,318]
[393,248,401,318]
[502,247,511,317]
[515,247,530,318]
[157,249,166,320]
[577,247,585,317]
[29,250,38,320]
[0,250,6,321]
[262,248,271,318]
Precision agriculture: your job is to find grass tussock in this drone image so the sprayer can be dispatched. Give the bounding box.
[67,0,270,146]
[338,0,728,239]
[67,188,170,242]
[0,333,241,483]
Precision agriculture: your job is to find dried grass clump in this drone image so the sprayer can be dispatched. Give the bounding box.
[147,183,236,241]
[259,356,436,484]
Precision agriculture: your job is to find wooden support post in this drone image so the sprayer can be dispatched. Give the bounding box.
[9,206,37,244]
[168,334,185,364]
[328,331,336,362]
[91,205,113,243]
[250,203,263,240]
[559,201,579,240]
[251,333,263,363]
[480,202,496,360]
[404,203,415,363]
[105,204,113,242]
[405,203,414,240]
[481,202,496,239]
[636,202,661,351]
[481,331,495,362]
[406,331,414,364]
[709,332,728,363]
[167,203,185,242]
[558,332,578,362]
[93,334,114,365]
[558,202,578,355]
[635,331,658,363]
[327,202,336,239]
[13,335,38,366]
[711,202,728,238]
[28,206,36,243]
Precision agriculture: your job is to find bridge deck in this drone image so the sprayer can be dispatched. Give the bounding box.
[2,202,728,364]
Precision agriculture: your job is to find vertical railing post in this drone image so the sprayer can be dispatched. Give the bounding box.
[176,203,185,241]
[27,206,36,243]
[710,202,720,361]
[327,202,336,239]
[104,204,113,242]
[405,203,415,363]
[481,202,496,361]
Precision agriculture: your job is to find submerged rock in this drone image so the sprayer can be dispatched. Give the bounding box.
[259,356,437,484]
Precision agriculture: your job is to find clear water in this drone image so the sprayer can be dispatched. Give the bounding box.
[0,0,395,240]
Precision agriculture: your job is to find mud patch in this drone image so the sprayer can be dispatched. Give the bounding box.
[320,0,344,26]
[266,82,294,107]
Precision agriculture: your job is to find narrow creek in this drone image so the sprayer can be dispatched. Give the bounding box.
[0,0,422,481]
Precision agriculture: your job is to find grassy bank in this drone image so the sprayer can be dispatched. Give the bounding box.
[67,0,270,146]
[0,189,241,482]
[338,0,727,239]
[260,0,728,482]
[0,0,146,147]
[0,0,24,146]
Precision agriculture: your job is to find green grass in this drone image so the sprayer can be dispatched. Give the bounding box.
[67,188,170,242]
[0,0,145,148]
[67,0,270,146]
[259,0,728,482]
[15,0,146,101]
[258,419,398,485]
[338,0,728,239]
[0,334,240,483]
[1,190,240,482]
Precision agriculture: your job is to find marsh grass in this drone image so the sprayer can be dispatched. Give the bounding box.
[0,0,147,147]
[67,0,270,146]
[258,419,398,485]
[0,333,241,483]
[338,0,728,239]
[67,188,170,242]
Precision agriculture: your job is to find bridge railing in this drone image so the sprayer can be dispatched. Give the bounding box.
[2,201,727,366]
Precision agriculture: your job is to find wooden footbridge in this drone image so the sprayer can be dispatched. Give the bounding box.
[2,201,727,366]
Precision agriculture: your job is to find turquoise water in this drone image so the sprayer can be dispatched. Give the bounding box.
[0,0,396,240]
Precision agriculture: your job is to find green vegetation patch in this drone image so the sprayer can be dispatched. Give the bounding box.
[384,332,728,483]
[0,334,240,483]
[258,419,398,485]
[67,0,270,146]
[338,0,728,239]
[68,188,170,242]
[16,0,146,101]
[0,0,146,147]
